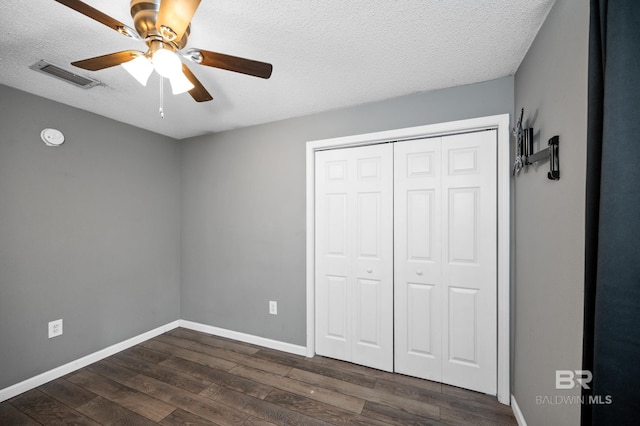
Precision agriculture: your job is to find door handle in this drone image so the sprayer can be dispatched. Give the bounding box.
[416,270,423,276]
[366,268,373,273]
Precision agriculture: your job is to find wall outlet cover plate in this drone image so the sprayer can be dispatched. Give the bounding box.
[48,319,63,338]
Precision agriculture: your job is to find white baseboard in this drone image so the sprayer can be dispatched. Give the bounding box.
[0,319,308,403]
[511,394,528,426]
[179,320,307,357]
[0,320,180,403]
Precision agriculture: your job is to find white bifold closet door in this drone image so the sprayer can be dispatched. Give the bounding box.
[315,130,497,395]
[315,143,394,372]
[394,130,497,395]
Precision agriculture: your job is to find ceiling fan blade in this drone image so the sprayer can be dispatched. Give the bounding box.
[54,0,137,38]
[182,64,213,102]
[156,0,201,42]
[195,49,273,79]
[72,51,144,71]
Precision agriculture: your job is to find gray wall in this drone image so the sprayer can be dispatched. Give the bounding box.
[513,0,588,424]
[180,77,514,345]
[0,85,181,389]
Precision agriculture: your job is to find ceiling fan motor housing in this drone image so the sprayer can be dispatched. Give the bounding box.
[130,0,190,49]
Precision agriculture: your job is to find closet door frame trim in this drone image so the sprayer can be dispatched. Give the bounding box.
[306,114,511,405]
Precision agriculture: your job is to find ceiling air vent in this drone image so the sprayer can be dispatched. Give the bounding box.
[30,60,101,89]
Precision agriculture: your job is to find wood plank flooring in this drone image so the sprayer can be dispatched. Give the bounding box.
[0,328,517,425]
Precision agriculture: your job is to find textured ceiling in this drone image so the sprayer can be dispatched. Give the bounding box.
[0,0,555,139]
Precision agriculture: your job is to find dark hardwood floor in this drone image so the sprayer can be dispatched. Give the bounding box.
[0,328,517,425]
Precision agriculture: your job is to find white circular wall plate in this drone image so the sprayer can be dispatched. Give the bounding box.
[41,128,65,147]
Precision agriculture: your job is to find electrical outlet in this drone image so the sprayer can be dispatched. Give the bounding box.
[269,301,277,315]
[48,319,63,338]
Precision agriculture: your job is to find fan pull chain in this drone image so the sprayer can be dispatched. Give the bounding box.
[159,77,164,119]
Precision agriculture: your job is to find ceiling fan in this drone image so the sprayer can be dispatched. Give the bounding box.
[54,0,273,102]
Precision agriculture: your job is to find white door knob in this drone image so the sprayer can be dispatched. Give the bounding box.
[416,270,423,276]
[366,268,373,273]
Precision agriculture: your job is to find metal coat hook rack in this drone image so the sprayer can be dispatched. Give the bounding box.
[513,108,560,180]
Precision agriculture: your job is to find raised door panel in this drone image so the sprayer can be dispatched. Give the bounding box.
[448,188,479,264]
[326,276,348,341]
[326,194,348,257]
[355,278,382,346]
[406,282,436,356]
[448,287,479,365]
[407,190,435,261]
[356,192,381,259]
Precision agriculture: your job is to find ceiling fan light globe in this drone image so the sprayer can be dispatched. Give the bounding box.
[121,55,153,86]
[169,72,195,95]
[152,48,182,78]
